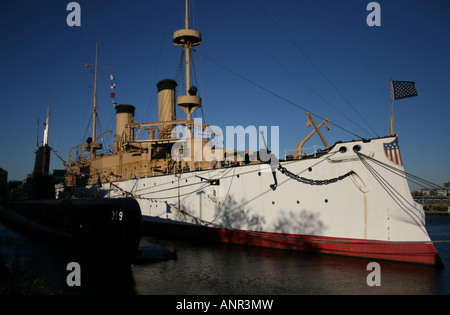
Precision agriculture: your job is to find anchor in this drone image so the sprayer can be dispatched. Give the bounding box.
[259,131,279,190]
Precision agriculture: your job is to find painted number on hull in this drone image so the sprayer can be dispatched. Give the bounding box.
[111,210,123,221]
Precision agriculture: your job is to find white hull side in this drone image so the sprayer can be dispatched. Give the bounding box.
[71,136,432,244]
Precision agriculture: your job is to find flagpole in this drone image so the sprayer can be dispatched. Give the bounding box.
[389,77,395,136]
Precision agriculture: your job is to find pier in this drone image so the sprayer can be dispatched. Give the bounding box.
[414,195,450,215]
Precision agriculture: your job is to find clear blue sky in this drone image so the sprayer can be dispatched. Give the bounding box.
[1,0,449,191]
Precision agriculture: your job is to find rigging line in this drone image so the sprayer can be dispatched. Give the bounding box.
[208,154,337,216]
[355,151,442,190]
[144,0,173,122]
[211,166,237,223]
[358,157,414,221]
[175,48,186,94]
[193,48,365,141]
[126,166,217,195]
[280,151,338,177]
[189,51,206,122]
[109,179,210,200]
[357,153,426,229]
[361,155,413,212]
[357,153,413,212]
[219,3,374,138]
[372,159,439,191]
[358,152,446,190]
[137,183,211,200]
[102,1,164,65]
[123,169,235,201]
[252,0,379,138]
[123,165,236,197]
[131,167,235,199]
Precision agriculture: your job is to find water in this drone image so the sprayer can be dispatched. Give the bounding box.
[1,215,450,295]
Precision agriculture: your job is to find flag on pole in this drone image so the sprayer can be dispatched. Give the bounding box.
[110,83,116,89]
[110,92,116,98]
[110,74,115,80]
[392,81,418,100]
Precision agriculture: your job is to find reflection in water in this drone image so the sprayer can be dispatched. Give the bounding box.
[1,217,448,295]
[132,237,440,295]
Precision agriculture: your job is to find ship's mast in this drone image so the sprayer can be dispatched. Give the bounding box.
[91,38,99,159]
[174,0,202,121]
[43,106,50,146]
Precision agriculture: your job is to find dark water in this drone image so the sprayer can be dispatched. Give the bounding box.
[1,215,450,295]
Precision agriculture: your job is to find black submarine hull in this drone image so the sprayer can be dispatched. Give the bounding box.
[0,198,142,264]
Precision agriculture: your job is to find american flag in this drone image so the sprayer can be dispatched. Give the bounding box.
[384,138,403,166]
[392,81,418,100]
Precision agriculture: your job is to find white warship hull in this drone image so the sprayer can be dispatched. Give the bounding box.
[70,136,441,266]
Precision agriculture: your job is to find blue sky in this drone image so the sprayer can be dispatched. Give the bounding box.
[1,0,449,191]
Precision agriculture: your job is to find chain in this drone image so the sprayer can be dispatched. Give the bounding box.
[278,164,354,186]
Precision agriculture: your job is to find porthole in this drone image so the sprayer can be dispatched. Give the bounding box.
[324,199,328,203]
[297,200,300,204]
[353,145,361,152]
[308,167,312,172]
[339,146,347,153]
[258,172,261,176]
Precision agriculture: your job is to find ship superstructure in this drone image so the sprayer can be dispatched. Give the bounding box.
[65,3,228,187]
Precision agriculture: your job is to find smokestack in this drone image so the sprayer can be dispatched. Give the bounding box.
[115,104,135,148]
[157,79,177,139]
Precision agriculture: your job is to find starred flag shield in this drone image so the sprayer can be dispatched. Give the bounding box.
[384,138,403,166]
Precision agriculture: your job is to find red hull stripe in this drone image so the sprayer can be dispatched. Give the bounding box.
[142,220,442,266]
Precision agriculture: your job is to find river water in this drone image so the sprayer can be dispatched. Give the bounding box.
[1,215,449,296]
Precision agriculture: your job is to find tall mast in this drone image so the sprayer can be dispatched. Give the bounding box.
[173,0,202,121]
[43,106,50,146]
[82,38,109,159]
[185,0,191,92]
[91,38,99,158]
[185,0,189,29]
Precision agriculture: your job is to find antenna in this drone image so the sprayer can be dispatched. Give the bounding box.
[82,39,110,159]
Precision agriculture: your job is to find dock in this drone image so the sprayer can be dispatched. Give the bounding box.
[425,211,450,216]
